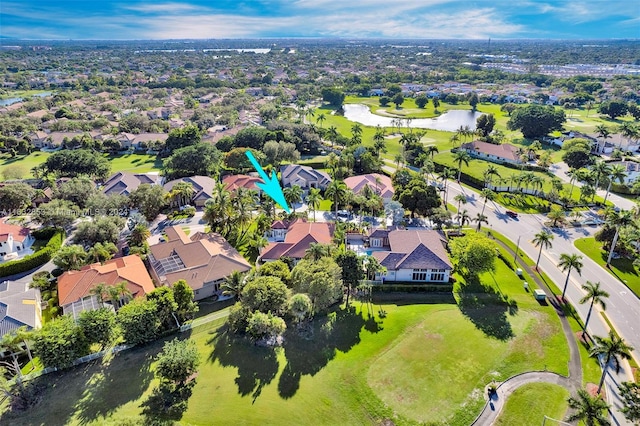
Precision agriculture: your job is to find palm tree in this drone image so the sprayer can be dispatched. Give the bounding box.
[580,281,609,333]
[558,253,583,300]
[171,181,195,207]
[373,126,386,156]
[425,144,439,159]
[590,330,634,394]
[283,185,303,213]
[566,389,611,426]
[327,126,339,147]
[128,223,151,247]
[305,242,326,261]
[325,152,340,178]
[479,188,495,216]
[548,206,566,228]
[449,133,460,148]
[114,281,132,308]
[394,153,404,169]
[305,187,322,222]
[90,282,107,305]
[315,113,326,128]
[483,165,500,189]
[438,167,456,207]
[351,123,363,145]
[453,194,467,217]
[453,150,471,181]
[325,180,348,220]
[457,209,471,228]
[532,230,554,270]
[594,124,611,154]
[591,160,612,192]
[221,270,246,301]
[246,234,268,261]
[605,209,636,266]
[603,164,627,205]
[473,213,488,232]
[619,122,638,149]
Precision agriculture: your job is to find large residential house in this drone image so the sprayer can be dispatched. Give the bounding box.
[280,164,332,192]
[57,255,155,318]
[163,176,217,207]
[260,219,334,263]
[460,141,522,165]
[222,174,263,194]
[369,229,452,283]
[0,280,42,335]
[102,172,160,196]
[0,219,34,261]
[344,173,394,203]
[148,226,251,300]
[608,161,640,185]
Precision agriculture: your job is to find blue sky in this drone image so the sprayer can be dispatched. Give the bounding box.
[1,1,638,40]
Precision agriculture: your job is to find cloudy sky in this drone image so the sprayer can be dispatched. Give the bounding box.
[1,0,638,40]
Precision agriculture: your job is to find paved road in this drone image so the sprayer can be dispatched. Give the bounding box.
[446,181,637,425]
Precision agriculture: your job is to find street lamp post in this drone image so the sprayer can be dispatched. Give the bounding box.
[513,235,521,265]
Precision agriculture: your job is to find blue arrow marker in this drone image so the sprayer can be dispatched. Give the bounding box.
[245,151,291,214]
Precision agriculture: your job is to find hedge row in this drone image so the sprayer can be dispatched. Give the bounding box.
[0,228,65,278]
[371,284,454,293]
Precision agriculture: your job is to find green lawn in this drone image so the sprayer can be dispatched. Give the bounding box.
[494,383,569,426]
[1,267,570,426]
[574,237,640,298]
[0,89,53,100]
[0,152,162,181]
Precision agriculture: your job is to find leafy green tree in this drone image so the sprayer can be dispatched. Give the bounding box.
[396,178,441,217]
[77,307,118,348]
[415,95,428,108]
[0,183,34,212]
[507,104,566,139]
[224,147,265,172]
[590,330,634,394]
[129,184,167,221]
[262,140,300,167]
[165,123,201,153]
[566,389,610,426]
[33,315,90,369]
[258,261,291,285]
[221,270,247,301]
[604,209,636,266]
[54,177,96,209]
[392,93,404,108]
[598,100,628,119]
[52,244,87,271]
[336,250,364,306]
[32,199,79,228]
[43,149,111,180]
[475,113,496,138]
[163,143,222,180]
[227,302,252,334]
[290,257,343,313]
[558,253,583,299]
[321,87,345,107]
[449,232,497,276]
[563,144,594,170]
[288,293,313,324]
[117,299,160,345]
[172,279,198,322]
[246,311,286,342]
[579,281,609,332]
[155,338,200,386]
[379,96,391,107]
[619,381,640,422]
[73,216,125,247]
[467,92,479,110]
[241,276,290,315]
[147,287,179,330]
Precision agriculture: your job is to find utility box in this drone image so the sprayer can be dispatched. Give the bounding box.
[534,289,547,301]
[516,268,523,277]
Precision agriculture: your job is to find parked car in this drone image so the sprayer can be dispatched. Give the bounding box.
[506,210,518,218]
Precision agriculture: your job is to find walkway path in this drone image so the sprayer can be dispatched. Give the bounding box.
[472,238,582,425]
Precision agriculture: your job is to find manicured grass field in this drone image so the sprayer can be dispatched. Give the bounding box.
[574,237,640,298]
[1,268,570,426]
[0,89,52,100]
[494,383,569,426]
[0,152,162,181]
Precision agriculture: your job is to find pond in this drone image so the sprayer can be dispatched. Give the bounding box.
[342,104,483,132]
[0,91,53,107]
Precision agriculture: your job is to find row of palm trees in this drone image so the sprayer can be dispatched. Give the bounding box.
[594,122,640,152]
[568,160,629,205]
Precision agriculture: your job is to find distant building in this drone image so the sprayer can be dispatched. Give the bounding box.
[0,219,34,261]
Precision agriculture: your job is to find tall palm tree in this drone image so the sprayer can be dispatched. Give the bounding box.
[221,270,246,301]
[325,152,340,178]
[315,113,326,128]
[283,185,303,213]
[90,282,107,304]
[594,124,611,154]
[351,123,363,145]
[532,230,554,270]
[246,234,268,261]
[305,187,322,222]
[373,126,386,156]
[305,242,326,261]
[605,209,636,266]
[566,389,611,426]
[591,160,612,193]
[483,164,500,189]
[602,164,627,205]
[457,209,471,228]
[473,213,488,232]
[172,181,195,207]
[449,133,460,148]
[114,281,132,308]
[394,153,405,169]
[325,180,348,220]
[558,253,583,300]
[619,122,639,149]
[453,194,467,217]
[425,144,439,159]
[128,223,151,247]
[438,167,456,207]
[580,281,609,333]
[453,150,471,181]
[479,188,496,216]
[327,126,339,147]
[590,330,634,393]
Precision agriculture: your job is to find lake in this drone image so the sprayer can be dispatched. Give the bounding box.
[342,104,483,132]
[0,91,53,107]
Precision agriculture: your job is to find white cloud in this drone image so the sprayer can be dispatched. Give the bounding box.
[121,3,204,13]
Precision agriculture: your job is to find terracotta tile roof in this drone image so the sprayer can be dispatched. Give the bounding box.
[222,174,262,192]
[149,226,251,290]
[344,173,394,199]
[0,219,31,243]
[57,255,155,307]
[259,220,334,261]
[371,230,451,270]
[461,141,520,163]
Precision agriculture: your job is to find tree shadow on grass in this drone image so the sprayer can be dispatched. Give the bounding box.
[456,275,518,341]
[277,305,367,399]
[209,328,280,403]
[140,381,196,425]
[73,346,155,425]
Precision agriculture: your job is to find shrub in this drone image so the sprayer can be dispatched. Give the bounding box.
[0,229,64,278]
